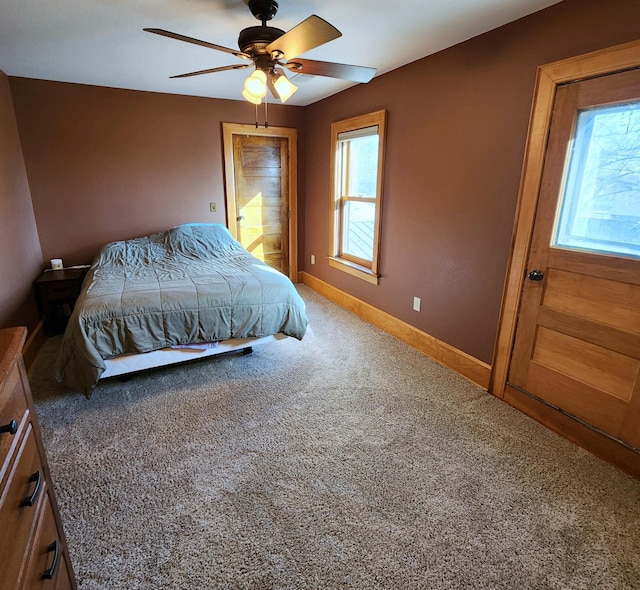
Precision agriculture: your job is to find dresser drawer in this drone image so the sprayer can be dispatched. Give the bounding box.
[0,362,29,482]
[0,423,47,589]
[0,327,76,589]
[21,492,73,590]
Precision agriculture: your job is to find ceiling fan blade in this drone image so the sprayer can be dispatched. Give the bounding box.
[170,63,253,79]
[266,15,341,60]
[144,28,251,60]
[285,58,376,83]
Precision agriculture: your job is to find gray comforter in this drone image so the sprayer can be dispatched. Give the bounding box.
[56,224,308,397]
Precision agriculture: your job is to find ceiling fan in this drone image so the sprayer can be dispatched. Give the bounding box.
[144,0,376,104]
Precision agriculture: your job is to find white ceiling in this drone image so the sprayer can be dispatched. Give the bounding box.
[1,0,562,106]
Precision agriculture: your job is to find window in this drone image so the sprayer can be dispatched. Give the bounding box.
[553,102,640,258]
[329,110,387,284]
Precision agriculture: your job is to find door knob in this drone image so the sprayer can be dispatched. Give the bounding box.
[527,269,544,281]
[236,215,244,221]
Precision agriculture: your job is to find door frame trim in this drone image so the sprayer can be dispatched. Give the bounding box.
[490,40,640,399]
[222,122,299,281]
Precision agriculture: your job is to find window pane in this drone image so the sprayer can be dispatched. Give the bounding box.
[330,110,386,282]
[553,102,640,258]
[341,134,379,197]
[342,200,375,262]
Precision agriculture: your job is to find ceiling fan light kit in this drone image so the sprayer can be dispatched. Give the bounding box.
[241,88,262,105]
[244,69,268,100]
[144,0,376,110]
[272,69,297,102]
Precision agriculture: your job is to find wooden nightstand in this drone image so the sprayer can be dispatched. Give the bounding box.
[34,268,88,336]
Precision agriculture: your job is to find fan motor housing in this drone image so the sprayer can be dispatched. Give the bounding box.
[238,26,285,56]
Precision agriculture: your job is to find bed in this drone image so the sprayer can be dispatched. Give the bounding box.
[55,223,308,397]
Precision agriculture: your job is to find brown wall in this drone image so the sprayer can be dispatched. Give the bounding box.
[0,70,42,332]
[9,80,305,266]
[302,0,640,364]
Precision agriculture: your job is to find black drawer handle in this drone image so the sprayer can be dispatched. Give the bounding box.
[42,540,60,580]
[0,419,18,435]
[21,470,42,507]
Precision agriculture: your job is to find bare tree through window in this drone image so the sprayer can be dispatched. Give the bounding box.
[554,101,640,257]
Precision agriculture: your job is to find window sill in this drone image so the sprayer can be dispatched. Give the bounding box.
[328,257,379,285]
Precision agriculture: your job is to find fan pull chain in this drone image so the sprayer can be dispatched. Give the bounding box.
[251,98,269,129]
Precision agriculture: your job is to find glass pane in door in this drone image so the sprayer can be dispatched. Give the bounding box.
[553,102,640,258]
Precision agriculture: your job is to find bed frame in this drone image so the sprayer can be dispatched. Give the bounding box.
[101,334,288,380]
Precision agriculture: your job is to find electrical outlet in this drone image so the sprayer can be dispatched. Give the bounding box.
[209,202,217,213]
[413,296,421,312]
[311,254,316,265]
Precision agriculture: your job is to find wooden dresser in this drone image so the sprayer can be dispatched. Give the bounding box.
[0,327,76,590]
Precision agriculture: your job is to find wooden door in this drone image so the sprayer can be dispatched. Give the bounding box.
[232,135,289,273]
[222,124,298,280]
[508,69,640,449]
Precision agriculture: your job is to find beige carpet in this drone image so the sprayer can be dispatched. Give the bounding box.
[29,286,640,589]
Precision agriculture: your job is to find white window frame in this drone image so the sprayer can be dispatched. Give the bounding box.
[329,110,387,284]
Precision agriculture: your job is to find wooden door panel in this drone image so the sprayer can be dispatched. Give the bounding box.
[240,225,282,241]
[239,181,282,203]
[525,363,632,439]
[509,68,640,450]
[263,253,283,269]
[542,269,640,332]
[239,206,282,227]
[240,143,281,167]
[537,307,640,359]
[240,165,282,178]
[548,248,640,284]
[237,228,282,256]
[623,382,640,447]
[532,326,637,401]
